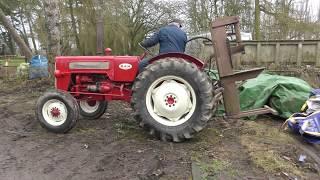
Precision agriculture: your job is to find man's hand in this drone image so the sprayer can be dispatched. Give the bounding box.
[140,31,160,48]
[138,42,154,56]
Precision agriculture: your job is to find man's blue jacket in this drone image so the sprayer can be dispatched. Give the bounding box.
[141,25,187,54]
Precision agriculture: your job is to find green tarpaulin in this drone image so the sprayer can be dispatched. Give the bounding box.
[208,71,312,119]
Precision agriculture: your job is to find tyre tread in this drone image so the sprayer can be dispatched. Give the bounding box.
[131,58,217,142]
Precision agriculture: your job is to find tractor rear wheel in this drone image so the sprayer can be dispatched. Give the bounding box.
[78,100,107,119]
[131,58,215,142]
[35,90,79,133]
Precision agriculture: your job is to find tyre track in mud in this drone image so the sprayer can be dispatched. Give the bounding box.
[1,80,319,179]
[292,136,320,170]
[0,85,193,179]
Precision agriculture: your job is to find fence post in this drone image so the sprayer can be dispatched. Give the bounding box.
[275,43,280,65]
[316,42,320,67]
[233,54,241,69]
[256,42,261,65]
[297,42,302,66]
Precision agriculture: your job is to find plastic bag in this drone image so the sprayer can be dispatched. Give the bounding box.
[29,55,49,79]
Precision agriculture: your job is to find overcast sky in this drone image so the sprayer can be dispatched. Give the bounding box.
[310,0,319,8]
[309,0,319,16]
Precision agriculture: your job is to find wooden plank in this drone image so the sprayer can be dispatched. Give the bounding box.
[211,27,232,77]
[230,45,245,54]
[191,162,203,180]
[211,16,239,28]
[221,67,264,82]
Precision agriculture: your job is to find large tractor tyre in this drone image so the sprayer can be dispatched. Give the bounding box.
[35,90,79,133]
[78,100,107,120]
[131,58,215,142]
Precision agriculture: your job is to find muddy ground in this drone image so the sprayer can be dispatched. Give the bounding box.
[0,79,320,180]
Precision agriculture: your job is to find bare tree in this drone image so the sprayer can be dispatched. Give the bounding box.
[254,0,261,40]
[43,0,61,69]
[68,0,81,54]
[0,7,33,59]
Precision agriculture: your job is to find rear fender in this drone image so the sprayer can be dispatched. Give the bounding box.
[149,53,205,69]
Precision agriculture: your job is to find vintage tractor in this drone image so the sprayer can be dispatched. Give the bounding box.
[35,46,216,142]
[36,16,275,142]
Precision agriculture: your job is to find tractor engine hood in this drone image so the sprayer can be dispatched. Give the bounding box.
[54,56,140,90]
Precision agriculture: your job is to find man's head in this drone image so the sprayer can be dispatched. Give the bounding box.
[169,18,183,28]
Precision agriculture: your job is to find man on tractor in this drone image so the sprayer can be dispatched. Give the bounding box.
[36,17,215,142]
[139,19,188,72]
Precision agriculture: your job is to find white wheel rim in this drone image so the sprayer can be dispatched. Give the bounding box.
[42,99,68,126]
[79,100,100,113]
[146,75,196,126]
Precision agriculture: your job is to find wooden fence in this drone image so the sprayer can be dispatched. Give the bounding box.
[0,55,26,79]
[202,40,320,67]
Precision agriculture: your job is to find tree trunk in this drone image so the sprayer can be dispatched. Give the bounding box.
[68,0,81,54]
[96,17,104,55]
[214,0,218,17]
[254,0,261,40]
[19,8,31,50]
[27,15,38,54]
[8,35,16,55]
[94,0,104,55]
[0,28,15,55]
[75,0,84,54]
[0,8,33,59]
[43,0,61,75]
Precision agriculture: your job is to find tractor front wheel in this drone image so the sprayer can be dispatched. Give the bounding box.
[78,100,107,119]
[131,58,215,142]
[35,90,79,133]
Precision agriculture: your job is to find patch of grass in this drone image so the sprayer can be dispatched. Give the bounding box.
[189,127,223,169]
[75,127,97,134]
[0,58,25,66]
[250,150,300,174]
[240,120,302,177]
[0,78,28,90]
[197,128,221,141]
[190,126,239,179]
[192,127,221,149]
[194,159,231,179]
[200,159,230,175]
[0,78,53,94]
[228,168,240,177]
[190,128,224,163]
[113,120,146,140]
[190,150,202,162]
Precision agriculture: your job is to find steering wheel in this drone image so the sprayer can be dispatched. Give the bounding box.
[187,36,212,43]
[138,43,156,59]
[185,36,216,74]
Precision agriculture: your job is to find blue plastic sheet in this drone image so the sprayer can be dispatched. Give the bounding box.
[29,55,49,79]
[288,112,320,144]
[287,89,320,144]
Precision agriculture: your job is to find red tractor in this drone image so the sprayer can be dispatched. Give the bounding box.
[35,47,217,142]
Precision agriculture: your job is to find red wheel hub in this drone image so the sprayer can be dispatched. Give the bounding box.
[50,107,61,117]
[87,100,96,106]
[165,95,177,107]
